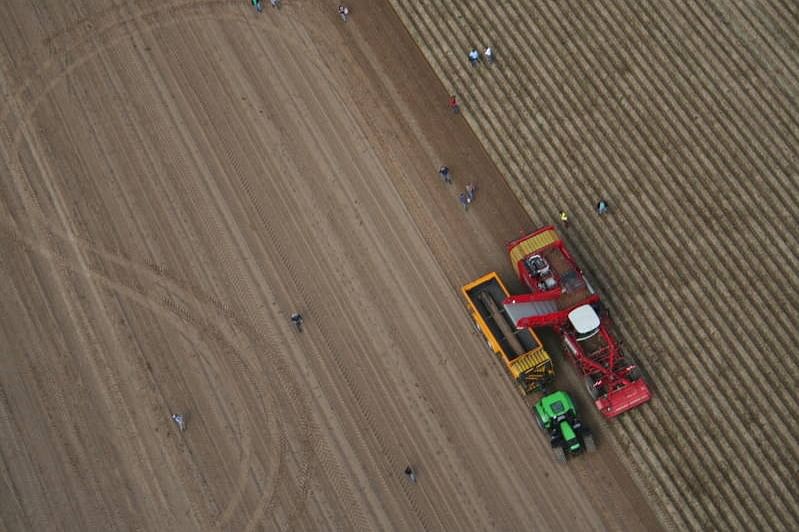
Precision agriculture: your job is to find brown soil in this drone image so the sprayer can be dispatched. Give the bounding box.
[2,0,795,531]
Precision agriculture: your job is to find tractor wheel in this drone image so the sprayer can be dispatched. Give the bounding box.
[583,433,596,453]
[553,446,567,464]
[534,412,545,430]
[584,376,599,400]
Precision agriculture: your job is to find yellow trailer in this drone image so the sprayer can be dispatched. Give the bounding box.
[461,272,554,394]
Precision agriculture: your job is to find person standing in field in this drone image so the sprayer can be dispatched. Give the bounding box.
[449,95,460,114]
[438,165,452,184]
[465,183,477,203]
[459,192,470,211]
[252,0,263,12]
[559,210,569,228]
[596,199,609,215]
[484,47,494,64]
[468,48,481,66]
[290,312,304,332]
[171,413,186,432]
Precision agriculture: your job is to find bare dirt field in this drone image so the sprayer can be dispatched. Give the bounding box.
[0,0,795,531]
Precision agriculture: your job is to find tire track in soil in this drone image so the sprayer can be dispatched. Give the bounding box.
[239,172,379,531]
[123,11,387,529]
[0,217,315,530]
[0,0,242,182]
[1,0,236,118]
[0,12,322,522]
[130,15,373,530]
[0,1,242,248]
[0,6,376,528]
[217,50,416,528]
[0,385,35,531]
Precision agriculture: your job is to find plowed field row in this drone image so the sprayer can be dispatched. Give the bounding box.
[389,0,799,529]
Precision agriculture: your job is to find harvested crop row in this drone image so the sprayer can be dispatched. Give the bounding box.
[389,0,799,529]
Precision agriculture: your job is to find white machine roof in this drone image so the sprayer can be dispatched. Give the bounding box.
[568,305,601,334]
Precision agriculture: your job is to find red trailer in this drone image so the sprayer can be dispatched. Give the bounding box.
[503,226,651,417]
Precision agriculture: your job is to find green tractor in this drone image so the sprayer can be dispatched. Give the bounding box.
[533,390,596,463]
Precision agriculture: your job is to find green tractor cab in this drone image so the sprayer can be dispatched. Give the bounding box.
[533,390,596,463]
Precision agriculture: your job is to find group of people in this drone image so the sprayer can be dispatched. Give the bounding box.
[290,311,420,486]
[443,48,498,207]
[439,165,477,211]
[468,47,495,66]
[459,183,477,210]
[450,46,498,111]
[250,0,350,19]
[461,42,618,226]
[251,0,280,11]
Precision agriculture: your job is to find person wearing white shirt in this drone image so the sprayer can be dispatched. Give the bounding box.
[468,48,480,66]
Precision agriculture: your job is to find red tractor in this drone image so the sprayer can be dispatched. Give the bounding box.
[503,226,651,417]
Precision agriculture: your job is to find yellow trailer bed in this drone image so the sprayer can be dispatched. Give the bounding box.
[461,272,554,394]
